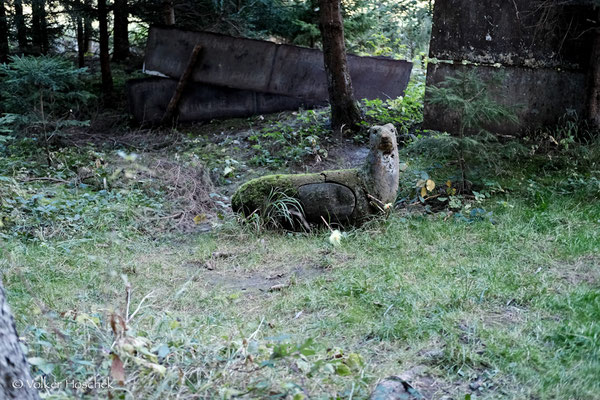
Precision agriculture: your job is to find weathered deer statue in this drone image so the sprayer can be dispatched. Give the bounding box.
[232,124,400,228]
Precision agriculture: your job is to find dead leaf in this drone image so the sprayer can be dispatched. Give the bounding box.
[223,166,234,177]
[110,314,117,336]
[110,354,125,385]
[426,179,435,192]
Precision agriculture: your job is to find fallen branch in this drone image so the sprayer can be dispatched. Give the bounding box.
[161,44,203,126]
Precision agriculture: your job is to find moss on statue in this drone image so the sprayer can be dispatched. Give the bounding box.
[232,124,400,227]
[232,174,301,214]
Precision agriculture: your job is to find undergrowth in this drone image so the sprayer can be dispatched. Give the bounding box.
[0,135,217,239]
[396,112,600,218]
[248,109,332,168]
[245,79,425,169]
[0,104,599,399]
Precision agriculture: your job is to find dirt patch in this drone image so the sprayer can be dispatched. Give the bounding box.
[395,361,510,399]
[551,255,600,287]
[483,305,527,327]
[397,366,455,399]
[389,363,494,399]
[184,254,325,293]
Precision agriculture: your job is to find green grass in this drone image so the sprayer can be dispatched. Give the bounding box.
[2,193,599,398]
[1,120,599,399]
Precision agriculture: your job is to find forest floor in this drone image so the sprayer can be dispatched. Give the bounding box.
[1,105,599,400]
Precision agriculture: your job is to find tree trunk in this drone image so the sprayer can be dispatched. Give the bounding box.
[98,0,113,97]
[40,2,49,53]
[83,0,93,53]
[73,0,85,67]
[588,12,600,129]
[113,0,130,61]
[163,0,175,25]
[31,0,47,54]
[31,1,41,54]
[76,15,85,67]
[0,0,8,63]
[318,0,362,133]
[14,0,28,54]
[0,281,40,400]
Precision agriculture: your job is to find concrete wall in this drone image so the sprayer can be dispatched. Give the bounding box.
[423,0,597,135]
[143,26,412,102]
[425,63,587,135]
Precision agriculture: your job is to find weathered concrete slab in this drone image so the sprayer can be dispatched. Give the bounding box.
[424,63,587,135]
[298,183,357,222]
[423,0,597,134]
[428,0,594,69]
[143,26,412,101]
[127,77,323,124]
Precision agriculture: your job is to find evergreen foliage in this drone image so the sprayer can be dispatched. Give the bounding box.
[426,69,519,190]
[127,0,432,58]
[0,55,94,124]
[0,55,94,163]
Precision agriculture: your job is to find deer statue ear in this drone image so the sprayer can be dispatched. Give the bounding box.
[384,123,397,134]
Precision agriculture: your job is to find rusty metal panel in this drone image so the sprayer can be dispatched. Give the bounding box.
[266,45,327,99]
[423,63,587,134]
[127,78,323,124]
[143,26,412,101]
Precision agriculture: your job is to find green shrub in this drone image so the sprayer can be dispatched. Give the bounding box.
[0,55,94,133]
[425,70,518,191]
[360,79,425,137]
[248,109,330,168]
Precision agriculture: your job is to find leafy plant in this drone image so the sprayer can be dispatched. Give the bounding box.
[0,55,94,123]
[360,79,425,138]
[248,109,330,168]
